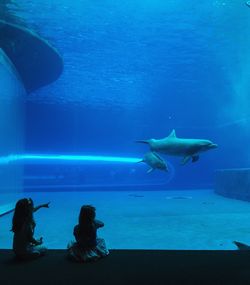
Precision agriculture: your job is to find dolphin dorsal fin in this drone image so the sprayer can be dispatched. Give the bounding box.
[168,129,176,138]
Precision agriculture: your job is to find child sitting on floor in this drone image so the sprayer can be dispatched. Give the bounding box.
[11,198,50,260]
[67,205,109,262]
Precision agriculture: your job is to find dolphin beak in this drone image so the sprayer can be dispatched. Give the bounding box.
[211,143,218,149]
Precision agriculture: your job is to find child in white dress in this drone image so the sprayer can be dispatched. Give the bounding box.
[67,205,109,262]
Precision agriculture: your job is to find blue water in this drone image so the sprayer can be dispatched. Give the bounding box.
[20,0,250,189]
[3,1,250,189]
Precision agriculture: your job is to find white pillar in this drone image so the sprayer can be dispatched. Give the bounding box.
[0,48,24,194]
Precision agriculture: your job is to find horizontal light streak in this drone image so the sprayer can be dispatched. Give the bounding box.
[0,154,141,164]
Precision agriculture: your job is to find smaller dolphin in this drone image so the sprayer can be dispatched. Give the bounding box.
[137,129,217,165]
[138,151,168,173]
[246,1,250,8]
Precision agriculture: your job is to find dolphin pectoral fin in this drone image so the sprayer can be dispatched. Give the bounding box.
[192,155,199,163]
[147,168,154,173]
[136,159,144,163]
[181,156,191,165]
[233,241,250,250]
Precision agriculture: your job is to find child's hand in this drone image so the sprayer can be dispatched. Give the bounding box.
[43,202,50,208]
[36,237,43,245]
[95,219,104,228]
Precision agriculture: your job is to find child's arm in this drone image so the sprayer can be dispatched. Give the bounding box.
[95,219,104,228]
[33,237,43,246]
[26,224,43,245]
[30,237,43,246]
[33,202,50,212]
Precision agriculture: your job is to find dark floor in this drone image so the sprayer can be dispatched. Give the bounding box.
[1,250,250,285]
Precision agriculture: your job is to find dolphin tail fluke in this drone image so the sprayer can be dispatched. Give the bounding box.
[136,140,150,144]
[233,241,250,250]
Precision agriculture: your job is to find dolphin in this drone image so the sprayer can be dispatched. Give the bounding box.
[138,151,168,173]
[137,129,217,165]
[246,1,250,8]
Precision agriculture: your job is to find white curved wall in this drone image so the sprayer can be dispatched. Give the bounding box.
[0,48,24,193]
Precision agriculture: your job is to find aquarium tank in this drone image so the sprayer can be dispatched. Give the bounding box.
[0,0,250,250]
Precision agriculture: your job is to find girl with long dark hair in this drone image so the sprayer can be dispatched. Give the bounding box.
[12,198,49,259]
[67,205,109,262]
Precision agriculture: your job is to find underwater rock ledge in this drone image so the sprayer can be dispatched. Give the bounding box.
[215,168,250,202]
